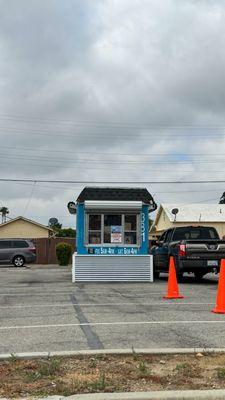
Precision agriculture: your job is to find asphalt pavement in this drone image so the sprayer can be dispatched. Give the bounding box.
[0,266,224,353]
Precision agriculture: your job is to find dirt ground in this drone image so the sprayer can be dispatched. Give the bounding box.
[2,352,225,397]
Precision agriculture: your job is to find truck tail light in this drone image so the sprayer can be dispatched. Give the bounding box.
[179,244,186,257]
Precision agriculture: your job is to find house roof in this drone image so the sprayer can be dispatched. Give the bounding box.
[158,204,225,223]
[0,216,53,231]
[76,187,157,209]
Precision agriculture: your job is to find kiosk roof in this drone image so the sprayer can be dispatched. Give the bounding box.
[76,187,157,208]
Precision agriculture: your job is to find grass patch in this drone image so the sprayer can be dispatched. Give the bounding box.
[174,363,188,372]
[138,361,148,375]
[9,353,18,363]
[174,362,198,378]
[132,347,139,361]
[217,368,225,380]
[89,358,97,368]
[25,357,61,382]
[1,353,225,397]
[89,373,106,391]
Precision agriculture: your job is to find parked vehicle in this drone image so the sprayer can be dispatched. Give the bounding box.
[151,226,225,280]
[0,239,36,267]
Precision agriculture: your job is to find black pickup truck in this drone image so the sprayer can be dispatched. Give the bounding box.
[151,226,225,280]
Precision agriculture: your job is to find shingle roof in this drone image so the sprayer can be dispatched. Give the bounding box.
[76,187,157,209]
[162,204,225,222]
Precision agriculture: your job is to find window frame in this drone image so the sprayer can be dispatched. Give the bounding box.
[85,212,141,247]
[86,213,102,245]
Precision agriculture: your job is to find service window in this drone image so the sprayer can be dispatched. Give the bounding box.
[87,213,139,246]
[124,214,137,244]
[104,214,122,244]
[88,214,101,244]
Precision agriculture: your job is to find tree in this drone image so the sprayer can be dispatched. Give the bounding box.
[48,217,62,231]
[0,207,9,224]
[55,228,76,238]
[48,218,75,237]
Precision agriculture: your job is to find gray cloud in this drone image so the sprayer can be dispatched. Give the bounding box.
[0,0,224,225]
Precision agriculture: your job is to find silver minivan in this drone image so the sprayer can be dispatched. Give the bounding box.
[0,239,36,267]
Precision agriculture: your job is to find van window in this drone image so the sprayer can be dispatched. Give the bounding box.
[0,241,12,249]
[12,241,29,248]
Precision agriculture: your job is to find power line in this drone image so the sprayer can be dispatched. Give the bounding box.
[0,158,199,172]
[2,151,225,165]
[2,180,223,194]
[1,113,225,129]
[1,126,225,139]
[2,144,225,159]
[0,178,225,184]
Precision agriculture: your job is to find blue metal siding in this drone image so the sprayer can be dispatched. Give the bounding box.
[139,204,149,254]
[76,203,86,254]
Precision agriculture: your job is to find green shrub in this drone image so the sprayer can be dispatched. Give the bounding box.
[56,243,72,266]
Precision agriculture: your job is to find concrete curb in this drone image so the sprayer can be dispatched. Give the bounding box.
[1,347,225,360]
[12,390,225,399]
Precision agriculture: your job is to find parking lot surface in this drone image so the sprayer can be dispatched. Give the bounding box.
[0,266,224,353]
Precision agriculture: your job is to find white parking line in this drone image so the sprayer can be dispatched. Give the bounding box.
[0,302,215,309]
[0,291,167,297]
[0,320,224,330]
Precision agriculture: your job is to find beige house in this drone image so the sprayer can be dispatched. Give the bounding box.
[150,204,225,239]
[0,216,53,239]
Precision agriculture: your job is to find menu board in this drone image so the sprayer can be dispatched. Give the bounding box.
[111,225,122,243]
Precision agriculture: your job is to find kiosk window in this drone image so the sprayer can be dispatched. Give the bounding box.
[87,213,139,246]
[88,214,101,244]
[104,214,122,243]
[124,214,137,244]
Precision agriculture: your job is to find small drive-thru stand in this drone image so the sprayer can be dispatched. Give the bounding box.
[68,187,157,282]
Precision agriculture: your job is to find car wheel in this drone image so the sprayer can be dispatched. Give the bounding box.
[13,256,25,267]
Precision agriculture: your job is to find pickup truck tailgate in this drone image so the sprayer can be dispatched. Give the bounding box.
[185,240,225,259]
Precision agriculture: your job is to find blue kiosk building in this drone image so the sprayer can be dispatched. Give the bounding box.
[71,187,157,282]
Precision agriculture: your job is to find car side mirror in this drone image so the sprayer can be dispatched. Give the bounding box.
[156,240,163,247]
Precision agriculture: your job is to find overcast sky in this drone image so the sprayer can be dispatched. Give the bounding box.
[0,0,225,226]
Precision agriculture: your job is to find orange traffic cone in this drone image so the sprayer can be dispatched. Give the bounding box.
[212,259,225,314]
[163,256,184,299]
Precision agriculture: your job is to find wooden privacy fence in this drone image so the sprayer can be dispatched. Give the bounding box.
[32,237,75,264]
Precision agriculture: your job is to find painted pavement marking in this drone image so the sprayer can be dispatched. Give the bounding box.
[0,320,225,330]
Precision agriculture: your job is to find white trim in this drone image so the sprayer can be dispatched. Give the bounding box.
[72,253,76,283]
[74,254,149,257]
[150,255,153,282]
[85,201,142,210]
